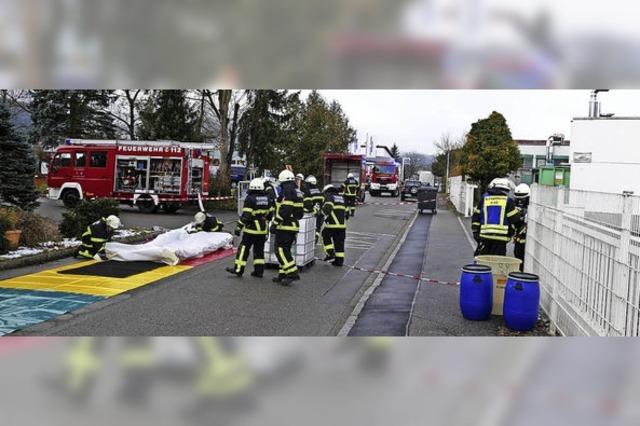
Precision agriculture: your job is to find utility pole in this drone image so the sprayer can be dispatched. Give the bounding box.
[445,149,450,193]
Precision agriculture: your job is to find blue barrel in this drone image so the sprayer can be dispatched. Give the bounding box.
[504,272,540,331]
[459,264,493,321]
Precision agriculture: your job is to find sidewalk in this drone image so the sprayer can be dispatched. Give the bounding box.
[408,208,502,336]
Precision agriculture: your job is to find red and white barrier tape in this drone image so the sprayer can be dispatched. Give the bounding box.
[315,257,460,286]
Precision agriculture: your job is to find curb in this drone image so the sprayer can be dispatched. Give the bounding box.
[0,231,162,272]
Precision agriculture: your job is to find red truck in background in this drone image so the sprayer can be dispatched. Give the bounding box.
[368,156,400,197]
[323,152,367,202]
[47,139,218,213]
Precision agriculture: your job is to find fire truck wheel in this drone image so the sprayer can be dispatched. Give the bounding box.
[61,190,81,208]
[162,203,182,214]
[136,199,159,214]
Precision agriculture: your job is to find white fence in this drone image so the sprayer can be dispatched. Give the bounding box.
[526,184,640,336]
[448,176,477,217]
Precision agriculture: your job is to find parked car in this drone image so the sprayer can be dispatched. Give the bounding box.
[400,180,423,201]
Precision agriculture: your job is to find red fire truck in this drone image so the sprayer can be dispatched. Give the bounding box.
[47,139,218,213]
[368,156,400,197]
[323,152,367,202]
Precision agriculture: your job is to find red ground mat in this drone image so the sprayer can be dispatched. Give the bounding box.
[180,247,236,266]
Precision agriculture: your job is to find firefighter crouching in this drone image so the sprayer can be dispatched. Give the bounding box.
[471,178,522,256]
[226,178,274,278]
[191,211,224,233]
[343,172,358,218]
[513,183,530,271]
[321,184,348,266]
[270,170,304,286]
[77,215,122,261]
[303,175,325,242]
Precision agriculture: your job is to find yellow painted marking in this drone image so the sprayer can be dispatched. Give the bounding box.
[0,260,192,297]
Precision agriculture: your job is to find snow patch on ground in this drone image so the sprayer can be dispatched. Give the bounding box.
[0,229,148,261]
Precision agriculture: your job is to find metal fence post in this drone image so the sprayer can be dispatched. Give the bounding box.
[548,187,565,335]
[613,191,634,335]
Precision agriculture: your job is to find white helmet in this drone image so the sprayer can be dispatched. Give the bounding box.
[249,178,265,191]
[305,175,317,185]
[489,178,513,193]
[105,215,122,229]
[296,173,304,180]
[323,184,336,193]
[347,173,355,179]
[514,183,531,199]
[194,211,207,225]
[279,169,295,182]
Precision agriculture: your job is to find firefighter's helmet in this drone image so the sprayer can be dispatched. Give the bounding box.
[489,178,513,193]
[105,215,122,229]
[323,184,337,193]
[347,173,355,179]
[278,170,295,182]
[514,183,531,199]
[194,212,207,225]
[249,178,265,191]
[305,175,317,185]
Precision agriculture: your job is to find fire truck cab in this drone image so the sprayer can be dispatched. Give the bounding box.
[47,139,215,213]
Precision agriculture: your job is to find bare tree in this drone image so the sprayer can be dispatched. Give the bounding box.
[106,89,143,139]
[202,89,246,195]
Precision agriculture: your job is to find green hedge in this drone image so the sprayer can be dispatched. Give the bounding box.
[59,198,121,238]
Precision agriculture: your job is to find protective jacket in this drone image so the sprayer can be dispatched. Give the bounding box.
[274,182,304,232]
[322,193,349,229]
[472,189,522,242]
[238,191,274,236]
[79,218,114,258]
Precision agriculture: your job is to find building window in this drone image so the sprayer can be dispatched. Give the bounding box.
[522,156,533,170]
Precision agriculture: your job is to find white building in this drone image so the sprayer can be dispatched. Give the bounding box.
[514,139,571,185]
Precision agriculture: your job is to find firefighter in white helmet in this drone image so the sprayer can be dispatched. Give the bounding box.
[471,178,522,256]
[226,178,274,277]
[269,170,304,285]
[304,175,325,242]
[321,183,348,266]
[77,215,122,261]
[191,211,224,233]
[513,183,530,271]
[342,172,359,218]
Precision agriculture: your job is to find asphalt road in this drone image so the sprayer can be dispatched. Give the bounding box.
[2,338,638,426]
[23,195,416,336]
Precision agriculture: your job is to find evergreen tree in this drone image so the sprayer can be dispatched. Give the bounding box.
[237,90,292,174]
[138,90,201,141]
[459,111,521,191]
[0,103,39,210]
[29,90,116,148]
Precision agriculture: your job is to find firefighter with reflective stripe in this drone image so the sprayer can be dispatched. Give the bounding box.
[226,178,274,278]
[76,215,121,261]
[321,184,349,266]
[471,178,522,256]
[270,170,304,285]
[304,175,325,242]
[342,173,359,218]
[513,183,530,271]
[191,211,224,233]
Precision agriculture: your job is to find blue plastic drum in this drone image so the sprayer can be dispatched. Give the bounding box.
[459,264,493,321]
[504,272,540,331]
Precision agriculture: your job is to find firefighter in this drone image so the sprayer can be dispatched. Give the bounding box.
[513,183,530,271]
[191,211,224,233]
[343,172,359,218]
[270,170,304,285]
[321,184,348,266]
[295,173,305,191]
[77,215,121,261]
[226,178,274,278]
[304,175,325,242]
[471,178,522,256]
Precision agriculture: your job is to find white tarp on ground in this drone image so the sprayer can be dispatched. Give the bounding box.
[105,227,233,265]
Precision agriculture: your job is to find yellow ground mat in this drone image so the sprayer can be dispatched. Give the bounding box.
[0,260,192,297]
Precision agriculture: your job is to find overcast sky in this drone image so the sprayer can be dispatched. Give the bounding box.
[317,90,640,155]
